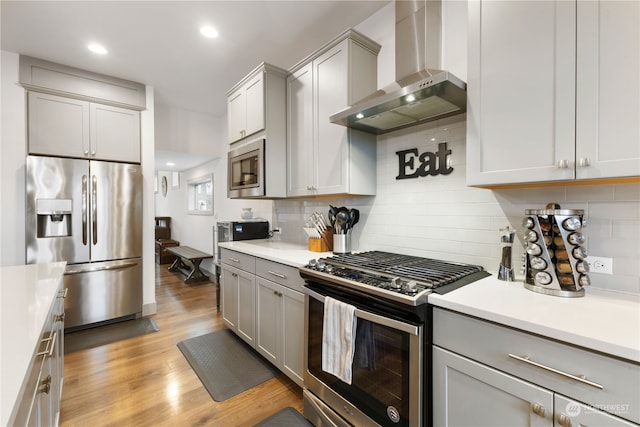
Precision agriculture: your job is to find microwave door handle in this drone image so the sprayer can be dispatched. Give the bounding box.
[82,175,88,245]
[92,175,97,245]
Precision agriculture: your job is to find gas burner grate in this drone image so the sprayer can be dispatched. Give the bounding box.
[325,251,484,288]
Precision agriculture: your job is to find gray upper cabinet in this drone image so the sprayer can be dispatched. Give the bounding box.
[28,92,141,163]
[226,63,287,145]
[466,0,640,186]
[287,29,380,197]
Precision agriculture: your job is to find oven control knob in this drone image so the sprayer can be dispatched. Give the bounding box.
[387,406,401,423]
[406,280,418,291]
[316,261,326,271]
[308,259,318,269]
[324,264,334,274]
[390,277,402,289]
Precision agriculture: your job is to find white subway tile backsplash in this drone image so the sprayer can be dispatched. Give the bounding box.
[614,183,640,200]
[566,184,614,201]
[274,120,640,295]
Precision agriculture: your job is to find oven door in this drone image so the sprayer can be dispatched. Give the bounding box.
[227,139,264,198]
[304,285,423,427]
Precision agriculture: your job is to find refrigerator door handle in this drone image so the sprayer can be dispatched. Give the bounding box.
[82,175,88,245]
[92,175,98,245]
[65,261,139,275]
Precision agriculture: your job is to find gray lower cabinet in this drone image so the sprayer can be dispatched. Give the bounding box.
[220,249,305,387]
[220,260,256,346]
[14,287,65,427]
[433,347,554,426]
[432,307,640,427]
[255,276,305,387]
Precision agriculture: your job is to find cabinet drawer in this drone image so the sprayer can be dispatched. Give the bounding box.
[255,258,305,292]
[220,249,255,273]
[433,308,640,424]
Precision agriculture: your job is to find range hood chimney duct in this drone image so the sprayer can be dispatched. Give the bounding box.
[330,0,466,135]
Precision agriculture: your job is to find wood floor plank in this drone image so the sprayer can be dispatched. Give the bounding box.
[59,265,303,426]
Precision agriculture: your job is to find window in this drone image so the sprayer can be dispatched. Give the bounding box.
[187,174,213,215]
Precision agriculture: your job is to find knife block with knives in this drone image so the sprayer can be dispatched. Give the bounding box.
[308,227,333,252]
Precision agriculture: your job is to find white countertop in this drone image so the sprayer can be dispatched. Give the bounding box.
[219,239,332,267]
[429,276,640,363]
[1,262,66,426]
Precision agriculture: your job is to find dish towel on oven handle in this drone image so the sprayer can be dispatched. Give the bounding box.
[322,296,357,384]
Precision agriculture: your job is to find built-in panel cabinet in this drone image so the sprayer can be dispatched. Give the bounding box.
[467,0,640,186]
[28,91,141,163]
[287,30,380,197]
[226,63,288,197]
[433,308,640,426]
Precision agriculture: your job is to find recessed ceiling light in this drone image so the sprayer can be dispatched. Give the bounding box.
[200,26,219,38]
[166,162,176,167]
[88,43,108,55]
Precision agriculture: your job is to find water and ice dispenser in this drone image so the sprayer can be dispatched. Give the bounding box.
[36,199,72,238]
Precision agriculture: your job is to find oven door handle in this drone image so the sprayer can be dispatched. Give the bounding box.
[306,287,421,336]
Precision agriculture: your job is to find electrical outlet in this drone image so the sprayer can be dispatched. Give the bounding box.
[587,256,613,275]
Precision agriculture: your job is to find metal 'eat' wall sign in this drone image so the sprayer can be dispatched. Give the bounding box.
[395,142,453,180]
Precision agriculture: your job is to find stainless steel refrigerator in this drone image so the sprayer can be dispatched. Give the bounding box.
[26,155,143,330]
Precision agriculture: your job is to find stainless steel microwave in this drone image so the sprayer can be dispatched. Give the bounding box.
[228,139,264,198]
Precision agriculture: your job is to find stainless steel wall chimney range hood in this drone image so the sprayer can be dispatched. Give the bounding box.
[330,0,466,135]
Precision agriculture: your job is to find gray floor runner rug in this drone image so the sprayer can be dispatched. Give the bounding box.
[65,317,160,354]
[253,407,312,427]
[177,329,280,402]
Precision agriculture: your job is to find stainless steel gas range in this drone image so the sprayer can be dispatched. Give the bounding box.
[300,251,490,427]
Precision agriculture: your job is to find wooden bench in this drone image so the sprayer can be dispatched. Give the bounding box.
[166,246,213,284]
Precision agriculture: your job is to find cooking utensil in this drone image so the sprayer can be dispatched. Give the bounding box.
[328,206,337,229]
[347,209,359,233]
[335,211,349,234]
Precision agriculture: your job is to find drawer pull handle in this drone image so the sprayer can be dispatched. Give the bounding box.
[508,354,603,390]
[531,403,545,417]
[37,332,57,358]
[228,258,240,263]
[557,413,572,427]
[268,270,286,279]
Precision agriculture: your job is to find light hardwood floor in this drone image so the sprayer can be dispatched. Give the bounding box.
[59,265,303,426]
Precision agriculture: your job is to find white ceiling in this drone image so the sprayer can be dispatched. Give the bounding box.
[1,0,389,171]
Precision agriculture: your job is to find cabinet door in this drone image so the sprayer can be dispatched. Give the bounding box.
[28,91,90,158]
[466,0,576,186]
[220,265,238,330]
[227,90,245,143]
[90,103,140,163]
[314,41,349,195]
[244,73,265,138]
[576,1,640,179]
[287,63,314,196]
[433,346,554,427]
[255,277,281,366]
[281,285,304,386]
[236,268,256,347]
[555,395,637,427]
